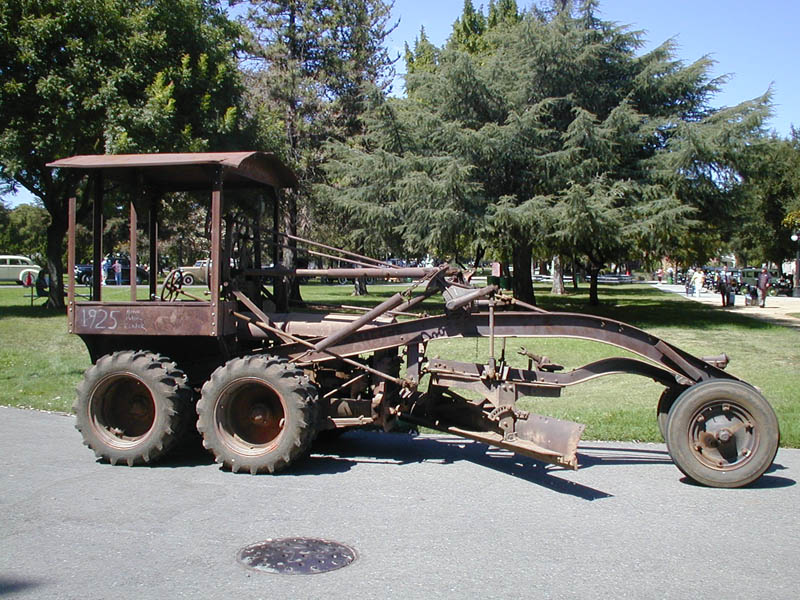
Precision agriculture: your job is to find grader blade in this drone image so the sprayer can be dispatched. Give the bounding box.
[514,414,586,469]
[446,418,583,469]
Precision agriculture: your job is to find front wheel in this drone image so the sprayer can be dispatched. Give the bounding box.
[665,379,779,488]
[197,355,319,474]
[74,351,192,466]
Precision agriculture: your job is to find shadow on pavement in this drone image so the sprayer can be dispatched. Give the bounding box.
[0,577,45,596]
[304,431,616,500]
[142,430,795,495]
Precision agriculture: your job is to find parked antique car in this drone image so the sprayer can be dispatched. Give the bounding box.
[737,267,790,296]
[176,259,211,286]
[0,254,41,283]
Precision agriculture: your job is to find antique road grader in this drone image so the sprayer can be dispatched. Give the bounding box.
[49,152,780,488]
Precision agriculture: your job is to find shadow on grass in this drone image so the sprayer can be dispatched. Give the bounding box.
[0,304,67,319]
[534,284,778,331]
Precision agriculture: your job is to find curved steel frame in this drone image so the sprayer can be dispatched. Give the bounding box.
[274,310,735,388]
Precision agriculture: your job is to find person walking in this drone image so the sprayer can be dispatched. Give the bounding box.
[691,269,705,298]
[719,265,732,307]
[757,267,770,307]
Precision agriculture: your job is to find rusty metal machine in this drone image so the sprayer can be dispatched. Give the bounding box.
[49,152,780,488]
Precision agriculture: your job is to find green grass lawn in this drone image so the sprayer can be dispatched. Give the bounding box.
[1,280,798,445]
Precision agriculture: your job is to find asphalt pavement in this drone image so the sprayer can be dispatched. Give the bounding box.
[1,406,799,600]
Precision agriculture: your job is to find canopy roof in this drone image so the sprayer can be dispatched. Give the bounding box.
[47,151,298,191]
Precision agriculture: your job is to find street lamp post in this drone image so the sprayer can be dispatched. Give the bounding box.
[792,231,800,298]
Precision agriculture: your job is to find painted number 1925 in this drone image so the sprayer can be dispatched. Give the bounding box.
[80,308,119,330]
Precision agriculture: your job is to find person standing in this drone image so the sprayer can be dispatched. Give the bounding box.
[719,265,732,307]
[113,259,122,286]
[757,267,770,308]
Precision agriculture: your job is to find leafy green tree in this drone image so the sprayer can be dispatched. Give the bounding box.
[323,0,769,305]
[0,0,252,307]
[0,203,50,259]
[0,198,9,235]
[732,132,800,266]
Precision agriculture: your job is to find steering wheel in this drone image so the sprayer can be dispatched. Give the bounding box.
[161,269,185,301]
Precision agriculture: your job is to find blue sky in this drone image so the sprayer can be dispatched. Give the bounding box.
[4,0,797,207]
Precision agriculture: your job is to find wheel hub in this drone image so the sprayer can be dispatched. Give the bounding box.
[218,379,286,452]
[690,402,757,471]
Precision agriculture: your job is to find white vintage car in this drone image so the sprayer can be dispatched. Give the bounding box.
[177,259,210,285]
[0,255,41,284]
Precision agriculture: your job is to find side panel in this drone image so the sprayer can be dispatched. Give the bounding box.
[70,302,215,336]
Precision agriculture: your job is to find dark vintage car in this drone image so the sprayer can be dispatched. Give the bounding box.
[736,267,791,296]
[75,259,149,285]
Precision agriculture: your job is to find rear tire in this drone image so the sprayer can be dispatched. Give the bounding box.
[182,273,194,285]
[74,351,192,466]
[665,379,779,488]
[197,355,318,474]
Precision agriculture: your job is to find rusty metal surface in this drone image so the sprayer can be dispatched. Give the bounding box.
[51,152,777,486]
[515,414,586,467]
[428,356,677,389]
[47,151,298,190]
[273,311,734,386]
[241,311,395,339]
[70,302,214,336]
[245,266,443,279]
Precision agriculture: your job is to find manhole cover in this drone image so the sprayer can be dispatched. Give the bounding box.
[236,537,357,575]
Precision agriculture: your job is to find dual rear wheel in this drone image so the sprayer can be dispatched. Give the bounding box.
[75,352,319,474]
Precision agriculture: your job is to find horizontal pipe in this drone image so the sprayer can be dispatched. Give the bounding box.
[244,267,441,279]
[445,285,498,310]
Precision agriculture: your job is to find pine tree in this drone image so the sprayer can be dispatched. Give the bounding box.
[239,0,395,302]
[320,0,770,305]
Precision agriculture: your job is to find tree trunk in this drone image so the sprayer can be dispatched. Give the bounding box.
[588,264,601,306]
[571,255,579,291]
[45,217,66,309]
[353,276,368,296]
[512,242,535,304]
[551,255,566,295]
[472,243,485,270]
[284,190,304,306]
